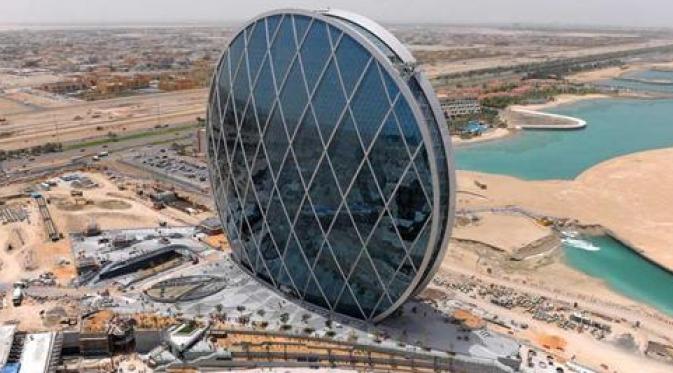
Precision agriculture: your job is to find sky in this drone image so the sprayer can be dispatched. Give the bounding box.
[0,0,672,28]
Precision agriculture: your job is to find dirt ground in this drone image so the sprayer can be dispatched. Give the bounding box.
[455,147,673,273]
[0,88,207,150]
[452,213,553,255]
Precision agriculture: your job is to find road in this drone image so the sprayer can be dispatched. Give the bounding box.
[0,89,207,151]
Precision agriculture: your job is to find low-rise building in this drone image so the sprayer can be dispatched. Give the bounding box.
[440,96,482,118]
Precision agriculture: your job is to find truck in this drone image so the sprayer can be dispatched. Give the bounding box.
[12,287,23,306]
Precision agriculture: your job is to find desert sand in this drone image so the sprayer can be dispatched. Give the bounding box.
[452,213,553,255]
[455,147,673,272]
[0,89,207,150]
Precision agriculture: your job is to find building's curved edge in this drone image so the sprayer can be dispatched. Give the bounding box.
[318,10,455,299]
[320,8,416,64]
[409,73,457,296]
[319,10,452,322]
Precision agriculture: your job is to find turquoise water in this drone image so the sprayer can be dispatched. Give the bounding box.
[455,93,673,315]
[622,69,673,83]
[455,98,673,180]
[563,235,673,316]
[598,70,673,93]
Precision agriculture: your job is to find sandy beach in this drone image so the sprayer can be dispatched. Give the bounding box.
[451,127,513,146]
[454,147,673,273]
[444,147,673,372]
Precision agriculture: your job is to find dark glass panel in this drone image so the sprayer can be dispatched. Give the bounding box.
[308,157,341,231]
[299,21,332,92]
[327,112,363,192]
[293,198,324,266]
[370,293,393,319]
[365,211,409,289]
[313,248,346,306]
[217,53,231,116]
[304,276,330,309]
[266,15,282,43]
[240,105,261,169]
[239,219,258,265]
[243,177,263,236]
[378,63,400,102]
[262,105,289,176]
[311,59,346,140]
[334,34,370,94]
[334,285,365,319]
[274,264,294,290]
[247,21,268,81]
[250,144,273,210]
[276,153,303,221]
[292,112,323,185]
[388,258,416,301]
[266,188,292,254]
[350,63,391,149]
[259,230,280,261]
[283,234,311,292]
[252,59,276,132]
[222,113,238,164]
[293,15,311,44]
[368,113,409,202]
[270,17,297,84]
[224,175,240,232]
[388,165,431,249]
[406,218,431,271]
[412,145,433,205]
[228,34,246,80]
[279,60,308,137]
[230,139,248,197]
[348,255,385,316]
[345,164,385,240]
[326,25,343,48]
[255,252,276,286]
[394,99,422,149]
[326,209,360,276]
[231,50,251,121]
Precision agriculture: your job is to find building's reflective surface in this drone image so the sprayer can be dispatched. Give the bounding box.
[207,9,454,321]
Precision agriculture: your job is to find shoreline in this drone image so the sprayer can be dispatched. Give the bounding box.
[456,146,673,274]
[451,127,514,147]
[518,93,611,111]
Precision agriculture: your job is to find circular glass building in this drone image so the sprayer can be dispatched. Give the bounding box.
[207,9,455,322]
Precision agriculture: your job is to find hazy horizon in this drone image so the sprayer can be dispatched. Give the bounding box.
[1,0,673,29]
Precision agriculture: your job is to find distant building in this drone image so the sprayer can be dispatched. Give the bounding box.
[38,79,90,94]
[440,97,482,118]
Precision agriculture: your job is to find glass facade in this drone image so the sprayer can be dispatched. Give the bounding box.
[207,9,454,321]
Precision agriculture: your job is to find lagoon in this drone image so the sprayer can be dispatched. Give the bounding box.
[563,235,673,316]
[455,98,673,180]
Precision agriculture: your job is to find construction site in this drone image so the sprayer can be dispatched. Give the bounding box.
[0,143,528,372]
